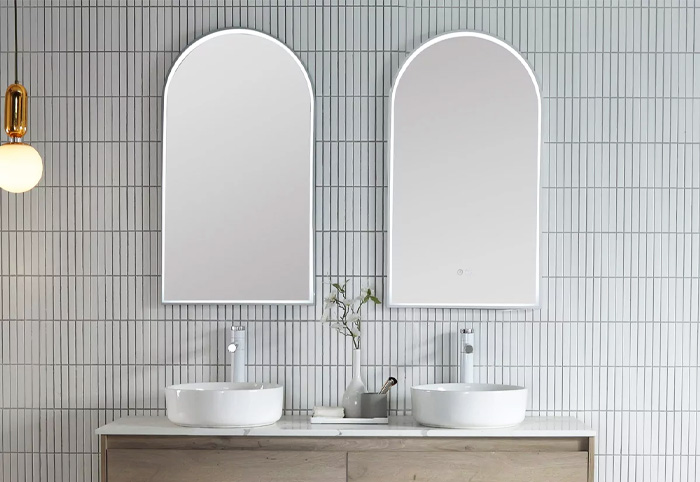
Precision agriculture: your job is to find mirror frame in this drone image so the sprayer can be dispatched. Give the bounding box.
[161,29,315,304]
[387,31,541,309]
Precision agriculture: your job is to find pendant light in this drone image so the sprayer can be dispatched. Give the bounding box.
[0,0,42,193]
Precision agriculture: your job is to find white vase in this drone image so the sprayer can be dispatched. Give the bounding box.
[341,348,366,418]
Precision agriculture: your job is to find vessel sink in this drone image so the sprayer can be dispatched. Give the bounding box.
[165,382,283,428]
[411,383,527,429]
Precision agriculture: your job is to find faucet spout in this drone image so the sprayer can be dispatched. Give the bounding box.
[459,328,474,384]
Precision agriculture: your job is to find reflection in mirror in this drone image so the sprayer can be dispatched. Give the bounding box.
[388,32,541,308]
[162,30,314,304]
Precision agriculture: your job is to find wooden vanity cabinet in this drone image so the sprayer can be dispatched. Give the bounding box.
[100,435,594,482]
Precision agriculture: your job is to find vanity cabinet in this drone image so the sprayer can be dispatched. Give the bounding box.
[97,417,595,482]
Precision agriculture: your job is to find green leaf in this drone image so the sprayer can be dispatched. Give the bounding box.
[332,283,345,294]
[370,296,381,304]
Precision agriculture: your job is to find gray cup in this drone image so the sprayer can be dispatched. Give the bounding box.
[360,393,388,418]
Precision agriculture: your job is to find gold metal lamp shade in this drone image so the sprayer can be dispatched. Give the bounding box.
[5,83,28,137]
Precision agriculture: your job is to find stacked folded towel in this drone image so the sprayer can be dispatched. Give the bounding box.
[312,406,345,418]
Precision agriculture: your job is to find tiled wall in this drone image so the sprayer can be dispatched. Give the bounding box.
[1,2,699,481]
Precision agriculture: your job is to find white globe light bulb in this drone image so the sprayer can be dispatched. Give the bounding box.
[0,143,43,193]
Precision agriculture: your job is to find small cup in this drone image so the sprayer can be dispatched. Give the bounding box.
[360,393,388,418]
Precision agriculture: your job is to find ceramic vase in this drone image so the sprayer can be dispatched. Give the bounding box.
[341,347,366,418]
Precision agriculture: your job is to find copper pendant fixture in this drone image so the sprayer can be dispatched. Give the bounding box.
[0,0,43,193]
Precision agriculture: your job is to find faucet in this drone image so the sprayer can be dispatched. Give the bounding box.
[459,328,474,383]
[227,324,247,383]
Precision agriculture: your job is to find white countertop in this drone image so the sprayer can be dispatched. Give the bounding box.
[96,415,594,438]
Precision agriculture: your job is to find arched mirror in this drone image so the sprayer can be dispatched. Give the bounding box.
[162,30,314,304]
[388,32,541,308]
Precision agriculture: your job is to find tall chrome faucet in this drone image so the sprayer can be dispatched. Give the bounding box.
[227,324,247,383]
[459,328,474,383]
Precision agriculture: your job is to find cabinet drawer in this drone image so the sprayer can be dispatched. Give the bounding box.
[106,449,346,482]
[348,451,588,482]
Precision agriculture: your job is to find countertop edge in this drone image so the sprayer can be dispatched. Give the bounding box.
[96,416,596,438]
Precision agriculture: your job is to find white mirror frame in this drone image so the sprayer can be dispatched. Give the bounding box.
[387,32,541,308]
[161,29,314,304]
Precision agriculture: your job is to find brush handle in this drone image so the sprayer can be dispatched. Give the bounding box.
[378,377,398,394]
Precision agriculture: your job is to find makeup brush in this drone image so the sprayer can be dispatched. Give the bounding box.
[378,377,398,395]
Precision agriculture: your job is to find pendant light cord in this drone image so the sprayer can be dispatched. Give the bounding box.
[14,0,19,84]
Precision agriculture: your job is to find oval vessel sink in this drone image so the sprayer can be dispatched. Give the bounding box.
[165,382,283,428]
[411,383,527,429]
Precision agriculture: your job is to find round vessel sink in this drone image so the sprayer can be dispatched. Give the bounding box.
[411,383,527,429]
[165,382,283,428]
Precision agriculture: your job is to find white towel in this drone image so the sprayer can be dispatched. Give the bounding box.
[312,406,345,418]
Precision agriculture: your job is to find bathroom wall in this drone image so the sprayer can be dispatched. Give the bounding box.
[0,2,698,481]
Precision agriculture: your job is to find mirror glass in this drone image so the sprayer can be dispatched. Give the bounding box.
[388,32,540,308]
[162,30,314,304]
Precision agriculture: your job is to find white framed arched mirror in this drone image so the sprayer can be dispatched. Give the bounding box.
[388,32,541,308]
[162,30,314,304]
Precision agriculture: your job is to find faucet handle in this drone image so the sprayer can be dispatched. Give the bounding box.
[460,328,474,354]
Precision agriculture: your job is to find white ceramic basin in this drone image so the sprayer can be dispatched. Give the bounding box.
[165,382,283,428]
[411,383,527,429]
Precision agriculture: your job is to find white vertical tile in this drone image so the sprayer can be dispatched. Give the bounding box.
[0,3,697,482]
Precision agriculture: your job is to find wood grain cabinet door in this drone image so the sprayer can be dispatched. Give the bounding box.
[107,449,346,482]
[348,451,589,482]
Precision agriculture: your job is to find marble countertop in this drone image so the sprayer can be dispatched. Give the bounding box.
[96,415,595,438]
